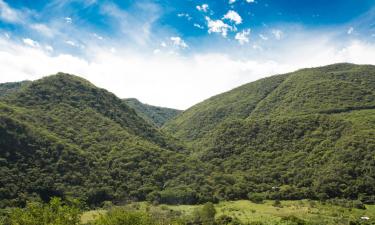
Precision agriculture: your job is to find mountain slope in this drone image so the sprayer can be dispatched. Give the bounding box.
[163,74,288,143]
[163,63,375,202]
[124,98,181,127]
[0,73,206,207]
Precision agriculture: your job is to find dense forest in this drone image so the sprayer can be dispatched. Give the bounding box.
[0,63,374,212]
[123,98,182,127]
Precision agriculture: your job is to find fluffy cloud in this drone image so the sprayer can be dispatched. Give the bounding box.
[170,36,188,48]
[206,16,234,37]
[223,10,242,24]
[1,36,375,109]
[196,4,209,13]
[235,29,251,44]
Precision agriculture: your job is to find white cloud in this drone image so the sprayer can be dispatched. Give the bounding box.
[65,40,85,49]
[30,24,55,38]
[272,29,283,40]
[223,10,242,25]
[177,13,192,20]
[1,30,375,109]
[229,0,236,4]
[170,36,188,48]
[235,29,251,45]
[45,45,54,52]
[259,34,268,40]
[206,16,233,37]
[22,38,39,48]
[196,4,209,13]
[347,27,354,35]
[194,23,204,29]
[93,33,104,40]
[64,17,72,24]
[0,0,22,23]
[246,0,255,3]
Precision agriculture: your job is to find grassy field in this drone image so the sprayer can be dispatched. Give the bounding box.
[81,200,375,224]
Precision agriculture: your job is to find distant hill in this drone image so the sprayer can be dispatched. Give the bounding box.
[0,80,31,97]
[124,98,181,127]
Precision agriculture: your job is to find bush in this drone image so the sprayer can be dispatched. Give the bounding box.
[247,193,265,204]
[7,197,81,225]
[272,200,282,208]
[191,202,217,225]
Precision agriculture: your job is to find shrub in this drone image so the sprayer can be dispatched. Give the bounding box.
[8,197,81,225]
[247,193,265,204]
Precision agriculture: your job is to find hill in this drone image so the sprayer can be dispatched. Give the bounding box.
[164,63,375,202]
[1,64,374,208]
[0,73,207,208]
[124,98,181,127]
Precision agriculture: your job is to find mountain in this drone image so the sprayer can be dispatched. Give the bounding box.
[0,73,206,207]
[124,98,182,127]
[1,64,374,208]
[0,81,31,97]
[164,63,375,202]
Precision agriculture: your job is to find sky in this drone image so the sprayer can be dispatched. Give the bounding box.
[0,0,375,109]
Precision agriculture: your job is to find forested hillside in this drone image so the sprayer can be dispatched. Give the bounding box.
[124,98,181,127]
[164,63,375,202]
[1,64,374,209]
[0,73,207,208]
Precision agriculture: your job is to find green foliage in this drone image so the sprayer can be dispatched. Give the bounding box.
[93,209,154,225]
[6,197,81,225]
[0,74,205,207]
[124,98,181,127]
[0,81,30,98]
[1,64,375,210]
[164,63,375,202]
[247,193,265,204]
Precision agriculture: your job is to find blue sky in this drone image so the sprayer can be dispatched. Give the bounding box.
[0,0,375,109]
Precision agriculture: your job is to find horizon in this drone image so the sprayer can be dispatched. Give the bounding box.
[0,0,375,109]
[0,61,371,110]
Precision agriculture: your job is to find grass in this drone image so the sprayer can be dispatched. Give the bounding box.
[81,200,375,224]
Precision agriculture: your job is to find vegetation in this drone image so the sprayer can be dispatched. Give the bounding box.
[163,63,375,202]
[82,200,375,224]
[124,98,181,127]
[0,64,375,224]
[0,81,30,98]
[0,73,206,208]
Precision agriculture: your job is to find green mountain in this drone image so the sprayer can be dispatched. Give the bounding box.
[164,63,375,202]
[1,64,374,208]
[124,98,182,127]
[0,73,205,207]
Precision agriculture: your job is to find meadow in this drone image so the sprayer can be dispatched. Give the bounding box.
[81,200,375,224]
